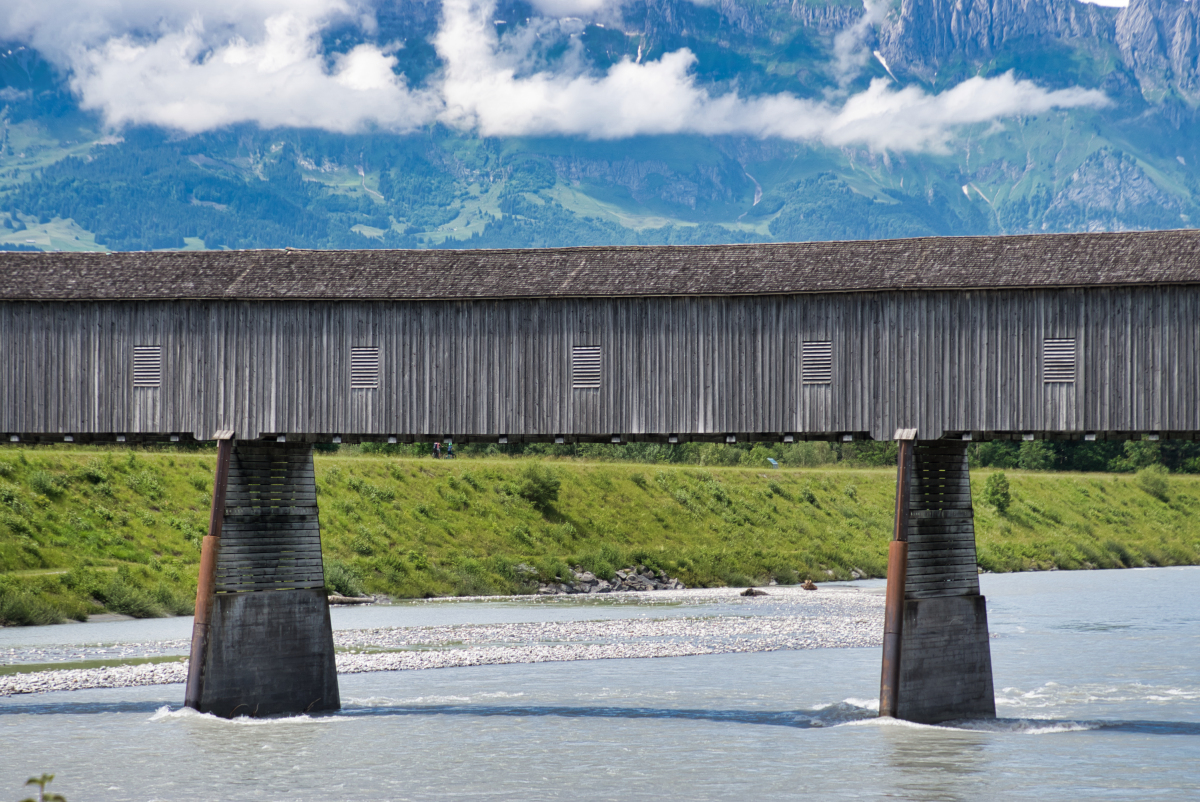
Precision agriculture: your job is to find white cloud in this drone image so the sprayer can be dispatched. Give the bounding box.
[436,0,1109,150]
[1,0,1111,151]
[70,13,439,133]
[1,1,359,61]
[3,1,438,133]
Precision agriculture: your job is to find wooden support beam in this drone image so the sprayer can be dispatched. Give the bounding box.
[185,431,234,711]
[879,428,915,718]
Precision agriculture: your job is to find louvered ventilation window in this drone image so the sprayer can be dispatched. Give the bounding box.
[573,345,601,389]
[133,345,161,387]
[802,341,833,385]
[351,347,380,389]
[1043,338,1076,383]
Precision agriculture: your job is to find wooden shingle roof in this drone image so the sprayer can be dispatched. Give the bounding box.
[3,230,1200,301]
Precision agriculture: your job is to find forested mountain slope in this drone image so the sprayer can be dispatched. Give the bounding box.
[0,0,1197,251]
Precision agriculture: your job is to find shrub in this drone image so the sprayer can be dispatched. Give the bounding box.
[93,574,162,618]
[0,461,14,478]
[510,524,535,546]
[982,472,1011,513]
[1104,538,1138,567]
[325,560,365,597]
[128,469,165,500]
[774,566,800,585]
[0,583,63,626]
[347,476,394,503]
[152,581,195,615]
[546,522,577,543]
[517,464,561,509]
[629,472,647,489]
[80,460,110,484]
[28,470,62,498]
[2,511,32,535]
[1136,464,1169,501]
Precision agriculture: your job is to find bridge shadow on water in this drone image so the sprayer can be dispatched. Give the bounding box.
[1,699,1198,736]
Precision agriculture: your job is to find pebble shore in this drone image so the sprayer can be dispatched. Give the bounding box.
[0,586,884,697]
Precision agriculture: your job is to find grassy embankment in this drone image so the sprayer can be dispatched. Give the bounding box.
[2,447,1200,625]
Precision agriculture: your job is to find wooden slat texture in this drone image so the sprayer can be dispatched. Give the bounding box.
[904,440,981,599]
[3,285,1199,441]
[214,442,326,593]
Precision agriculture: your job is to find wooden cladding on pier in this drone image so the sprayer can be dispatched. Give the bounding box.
[215,443,325,594]
[904,441,980,599]
[2,285,1198,440]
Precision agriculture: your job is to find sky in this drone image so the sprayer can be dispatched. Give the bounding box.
[0,0,1110,152]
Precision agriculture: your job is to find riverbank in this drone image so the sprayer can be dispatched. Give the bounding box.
[2,446,1199,625]
[0,585,882,695]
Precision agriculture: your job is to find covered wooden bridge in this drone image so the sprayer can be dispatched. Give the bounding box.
[2,229,1198,722]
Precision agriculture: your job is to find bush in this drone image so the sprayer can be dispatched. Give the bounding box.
[517,464,561,509]
[152,581,195,616]
[1136,464,1169,501]
[0,583,63,626]
[93,574,163,618]
[982,472,1011,513]
[510,523,535,546]
[325,560,365,597]
[127,469,165,500]
[81,460,110,484]
[28,470,62,498]
[774,566,800,585]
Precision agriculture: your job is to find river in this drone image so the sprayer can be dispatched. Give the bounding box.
[2,566,1198,801]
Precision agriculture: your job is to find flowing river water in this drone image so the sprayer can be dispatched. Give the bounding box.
[1,566,1198,800]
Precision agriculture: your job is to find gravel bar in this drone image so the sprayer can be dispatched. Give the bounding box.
[0,586,884,697]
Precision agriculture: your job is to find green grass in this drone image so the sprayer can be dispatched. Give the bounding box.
[0,655,186,677]
[2,447,1199,625]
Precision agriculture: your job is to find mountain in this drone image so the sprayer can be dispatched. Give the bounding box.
[1,0,1198,252]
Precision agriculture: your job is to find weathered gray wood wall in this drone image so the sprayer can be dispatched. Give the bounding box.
[2,285,1198,441]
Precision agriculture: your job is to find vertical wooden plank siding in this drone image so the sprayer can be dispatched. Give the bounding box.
[1,287,1198,440]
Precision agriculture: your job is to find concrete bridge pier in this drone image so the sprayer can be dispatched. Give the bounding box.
[185,438,340,718]
[879,434,996,724]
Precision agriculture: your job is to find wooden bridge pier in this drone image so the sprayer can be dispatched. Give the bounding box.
[879,435,996,723]
[184,439,340,717]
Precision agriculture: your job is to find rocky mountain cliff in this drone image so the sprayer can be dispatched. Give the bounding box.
[877,0,1117,80]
